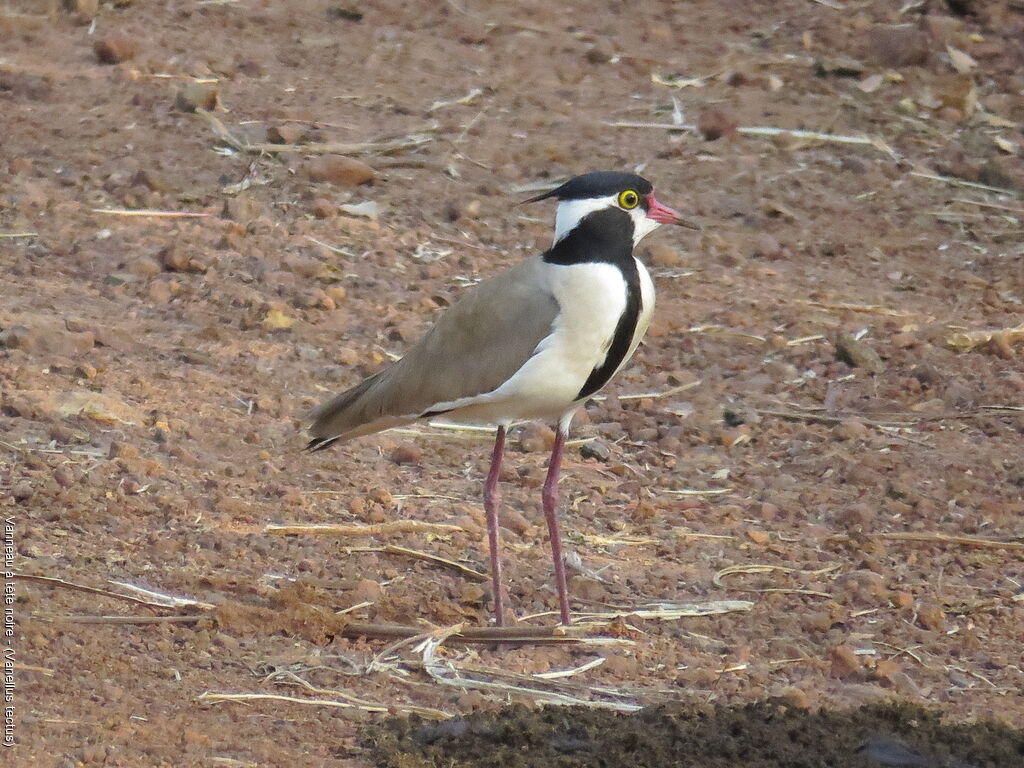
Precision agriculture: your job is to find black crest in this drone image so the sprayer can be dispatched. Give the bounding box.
[523,171,653,203]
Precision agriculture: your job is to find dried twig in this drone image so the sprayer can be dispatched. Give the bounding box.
[342,622,631,646]
[264,521,465,537]
[15,574,213,610]
[90,209,211,218]
[198,690,443,717]
[420,635,642,711]
[911,171,1020,197]
[0,232,37,238]
[41,614,202,625]
[607,121,895,155]
[533,657,606,680]
[305,235,354,256]
[520,600,754,623]
[106,581,215,610]
[672,528,736,540]
[869,533,1024,551]
[346,545,488,582]
[951,197,1024,215]
[663,488,732,496]
[946,324,1024,353]
[195,109,435,156]
[759,406,1022,427]
[12,663,55,676]
[267,670,450,719]
[795,300,922,317]
[593,380,701,403]
[713,563,840,588]
[756,409,914,427]
[685,325,766,343]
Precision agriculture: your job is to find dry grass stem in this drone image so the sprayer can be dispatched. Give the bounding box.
[911,170,1020,197]
[521,600,754,623]
[106,581,215,610]
[946,324,1024,353]
[873,641,929,668]
[15,573,213,610]
[951,197,1024,214]
[741,588,833,598]
[12,663,55,676]
[198,690,447,718]
[533,657,607,680]
[343,621,631,646]
[786,334,826,346]
[686,325,766,343]
[0,232,37,238]
[305,235,354,256]
[607,121,894,155]
[756,409,915,427]
[871,532,1024,551]
[405,656,649,708]
[671,528,736,540]
[195,109,434,156]
[135,72,220,83]
[90,209,210,218]
[264,521,465,536]
[596,380,702,402]
[346,545,488,582]
[580,534,658,547]
[42,614,202,625]
[713,563,840,588]
[664,487,732,496]
[420,636,642,712]
[762,406,1022,427]
[335,600,374,616]
[268,670,450,719]
[795,300,922,317]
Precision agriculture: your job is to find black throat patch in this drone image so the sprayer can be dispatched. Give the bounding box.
[542,208,643,402]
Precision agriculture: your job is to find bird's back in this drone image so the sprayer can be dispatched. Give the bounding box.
[306,257,560,446]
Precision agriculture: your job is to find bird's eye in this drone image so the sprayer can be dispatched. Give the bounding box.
[618,190,640,209]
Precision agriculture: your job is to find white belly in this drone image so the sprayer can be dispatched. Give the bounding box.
[444,259,654,426]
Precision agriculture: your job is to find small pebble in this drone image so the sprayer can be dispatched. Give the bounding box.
[835,334,885,374]
[697,109,737,141]
[175,83,220,113]
[94,34,138,64]
[579,439,611,462]
[518,423,555,453]
[389,443,421,465]
[305,156,376,187]
[12,482,34,502]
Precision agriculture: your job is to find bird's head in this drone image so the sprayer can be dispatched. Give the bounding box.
[524,171,699,248]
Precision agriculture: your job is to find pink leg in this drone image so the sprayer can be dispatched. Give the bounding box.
[484,425,507,626]
[542,426,571,625]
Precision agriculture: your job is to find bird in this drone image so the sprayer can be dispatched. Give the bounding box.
[305,170,697,626]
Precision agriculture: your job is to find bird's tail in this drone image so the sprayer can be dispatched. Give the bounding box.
[304,370,414,449]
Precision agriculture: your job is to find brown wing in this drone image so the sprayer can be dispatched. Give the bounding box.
[306,257,559,446]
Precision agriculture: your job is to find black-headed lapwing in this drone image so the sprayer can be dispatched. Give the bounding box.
[306,171,696,626]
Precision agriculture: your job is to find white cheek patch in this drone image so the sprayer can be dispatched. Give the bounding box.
[630,206,662,246]
[553,194,619,244]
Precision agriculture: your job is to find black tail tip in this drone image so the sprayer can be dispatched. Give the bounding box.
[305,436,340,452]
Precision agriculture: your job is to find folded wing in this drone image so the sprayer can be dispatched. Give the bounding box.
[306,257,559,448]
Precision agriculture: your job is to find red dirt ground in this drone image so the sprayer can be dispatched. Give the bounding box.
[2,0,1023,765]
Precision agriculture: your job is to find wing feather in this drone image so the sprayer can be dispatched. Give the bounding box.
[307,257,558,443]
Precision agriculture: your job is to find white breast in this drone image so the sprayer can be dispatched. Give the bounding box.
[436,261,650,427]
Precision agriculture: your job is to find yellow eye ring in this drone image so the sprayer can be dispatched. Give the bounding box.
[618,190,640,209]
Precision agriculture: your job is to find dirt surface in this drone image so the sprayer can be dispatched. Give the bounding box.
[2,0,1024,765]
[372,702,1024,768]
